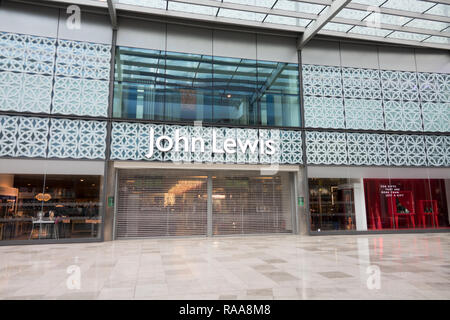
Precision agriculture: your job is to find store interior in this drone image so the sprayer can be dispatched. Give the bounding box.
[0,174,102,241]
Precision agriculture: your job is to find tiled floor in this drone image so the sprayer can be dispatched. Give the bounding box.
[0,233,449,300]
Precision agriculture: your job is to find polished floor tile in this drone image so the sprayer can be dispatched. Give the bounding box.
[0,233,449,300]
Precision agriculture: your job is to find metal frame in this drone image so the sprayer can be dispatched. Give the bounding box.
[106,0,117,29]
[297,48,312,236]
[298,0,351,50]
[20,0,450,50]
[99,28,118,243]
[207,174,213,237]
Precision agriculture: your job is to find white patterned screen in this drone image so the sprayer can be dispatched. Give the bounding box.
[48,119,107,159]
[302,65,344,129]
[304,130,446,167]
[0,32,55,114]
[386,134,427,166]
[302,65,450,135]
[52,40,111,117]
[0,31,111,117]
[110,122,303,165]
[305,131,347,165]
[425,135,449,167]
[0,115,48,158]
[0,72,52,113]
[0,115,107,159]
[0,32,55,74]
[381,70,422,132]
[421,102,450,132]
[347,133,388,166]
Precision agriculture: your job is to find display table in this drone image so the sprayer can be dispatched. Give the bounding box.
[418,200,439,228]
[387,190,416,229]
[29,219,58,240]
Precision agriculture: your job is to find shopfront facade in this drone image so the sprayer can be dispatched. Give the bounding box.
[0,0,449,245]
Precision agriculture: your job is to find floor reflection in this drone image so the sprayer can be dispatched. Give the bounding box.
[0,233,449,300]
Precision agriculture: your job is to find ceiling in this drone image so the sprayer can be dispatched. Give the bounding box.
[74,0,450,49]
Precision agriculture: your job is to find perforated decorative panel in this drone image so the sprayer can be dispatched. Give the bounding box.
[381,70,419,101]
[305,131,347,165]
[342,67,381,100]
[422,102,450,132]
[190,125,213,163]
[344,98,384,130]
[279,130,303,164]
[384,100,423,131]
[302,65,450,138]
[418,72,449,103]
[425,135,449,167]
[52,77,109,117]
[302,65,342,97]
[0,115,18,157]
[304,96,345,129]
[0,32,55,75]
[111,122,164,161]
[56,40,111,80]
[48,119,107,159]
[0,116,49,158]
[165,125,193,163]
[0,31,111,117]
[0,72,53,113]
[387,134,427,166]
[347,133,388,166]
[16,116,49,157]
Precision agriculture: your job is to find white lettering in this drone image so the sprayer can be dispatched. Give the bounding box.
[145,126,280,160]
[145,127,155,158]
[237,139,259,154]
[212,129,224,154]
[191,137,205,153]
[224,138,237,154]
[156,135,173,152]
[174,129,189,152]
[265,140,276,155]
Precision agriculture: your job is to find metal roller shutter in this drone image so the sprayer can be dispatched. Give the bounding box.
[116,170,208,239]
[212,172,293,235]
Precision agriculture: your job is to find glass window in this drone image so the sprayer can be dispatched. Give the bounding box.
[308,173,450,232]
[258,61,300,127]
[113,46,301,128]
[0,174,103,241]
[165,52,213,122]
[212,57,258,125]
[309,178,357,231]
[113,47,165,120]
[364,178,450,230]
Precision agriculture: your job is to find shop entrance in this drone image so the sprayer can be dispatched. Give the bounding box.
[115,169,295,239]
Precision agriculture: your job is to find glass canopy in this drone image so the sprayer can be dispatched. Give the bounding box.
[96,0,449,49]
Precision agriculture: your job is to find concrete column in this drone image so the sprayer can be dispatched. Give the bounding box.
[280,172,292,231]
[296,168,309,235]
[445,179,450,225]
[103,161,116,241]
[354,178,368,231]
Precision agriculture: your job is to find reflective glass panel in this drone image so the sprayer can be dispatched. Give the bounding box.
[113,46,301,128]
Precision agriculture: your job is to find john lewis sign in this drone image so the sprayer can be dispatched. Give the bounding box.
[145,127,277,158]
[110,122,303,165]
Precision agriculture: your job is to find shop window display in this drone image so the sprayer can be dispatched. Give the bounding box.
[309,178,357,231]
[364,179,450,230]
[0,174,102,241]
